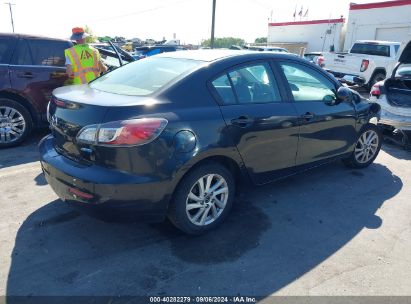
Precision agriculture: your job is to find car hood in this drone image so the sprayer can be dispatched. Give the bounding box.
[52,85,167,107]
[398,40,411,64]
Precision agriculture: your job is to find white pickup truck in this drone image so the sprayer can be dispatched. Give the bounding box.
[322,40,401,88]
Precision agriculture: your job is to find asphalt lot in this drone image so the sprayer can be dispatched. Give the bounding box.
[0,128,411,298]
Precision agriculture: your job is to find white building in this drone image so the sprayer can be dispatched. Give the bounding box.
[267,0,411,53]
[344,0,411,51]
[268,18,346,53]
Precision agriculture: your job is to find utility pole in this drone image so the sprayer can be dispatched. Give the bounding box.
[210,0,216,49]
[4,2,15,33]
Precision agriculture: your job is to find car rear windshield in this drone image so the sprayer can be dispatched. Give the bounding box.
[350,43,390,57]
[90,57,203,96]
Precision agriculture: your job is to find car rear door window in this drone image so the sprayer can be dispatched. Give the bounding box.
[280,62,337,102]
[212,74,236,105]
[212,63,281,105]
[11,39,69,67]
[12,39,33,65]
[27,39,68,67]
[0,37,17,64]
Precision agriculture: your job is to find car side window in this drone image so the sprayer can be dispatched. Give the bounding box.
[211,63,282,105]
[280,62,337,102]
[26,39,68,67]
[212,74,236,105]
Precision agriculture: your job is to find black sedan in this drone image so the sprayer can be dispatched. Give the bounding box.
[39,50,381,234]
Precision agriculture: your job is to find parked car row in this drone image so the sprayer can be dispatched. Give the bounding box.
[132,45,187,60]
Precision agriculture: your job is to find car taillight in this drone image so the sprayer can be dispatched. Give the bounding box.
[50,96,67,107]
[77,118,168,146]
[370,83,382,98]
[360,60,369,72]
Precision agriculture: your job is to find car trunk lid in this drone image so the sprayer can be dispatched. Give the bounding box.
[49,85,153,162]
[386,40,411,108]
[385,78,411,108]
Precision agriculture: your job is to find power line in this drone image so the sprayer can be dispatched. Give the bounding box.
[89,0,192,23]
[4,2,15,33]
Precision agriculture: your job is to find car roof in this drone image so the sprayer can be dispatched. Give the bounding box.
[355,40,401,45]
[155,49,297,62]
[0,32,70,42]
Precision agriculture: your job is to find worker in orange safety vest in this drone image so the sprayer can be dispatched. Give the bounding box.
[65,27,107,84]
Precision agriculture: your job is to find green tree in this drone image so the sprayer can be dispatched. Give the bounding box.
[201,37,245,49]
[84,25,98,43]
[98,36,113,42]
[254,37,267,44]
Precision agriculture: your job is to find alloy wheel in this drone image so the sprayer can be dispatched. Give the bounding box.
[185,173,229,226]
[0,106,26,144]
[354,130,379,164]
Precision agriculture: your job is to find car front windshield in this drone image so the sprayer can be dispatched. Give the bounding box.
[90,57,203,96]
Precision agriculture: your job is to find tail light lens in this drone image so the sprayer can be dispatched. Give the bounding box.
[51,96,67,108]
[370,83,382,98]
[77,118,168,146]
[360,60,369,72]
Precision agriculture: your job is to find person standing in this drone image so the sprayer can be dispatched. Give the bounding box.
[65,27,107,84]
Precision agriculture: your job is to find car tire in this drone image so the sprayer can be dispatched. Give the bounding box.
[0,98,33,148]
[369,72,386,89]
[343,123,382,169]
[168,162,235,235]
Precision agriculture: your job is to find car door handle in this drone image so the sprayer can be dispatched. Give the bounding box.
[51,72,67,78]
[231,116,254,128]
[17,72,34,79]
[301,112,315,121]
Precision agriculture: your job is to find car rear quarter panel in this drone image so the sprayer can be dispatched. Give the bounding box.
[97,70,246,200]
[355,98,381,131]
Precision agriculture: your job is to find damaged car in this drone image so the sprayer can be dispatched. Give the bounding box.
[40,50,382,235]
[370,40,411,146]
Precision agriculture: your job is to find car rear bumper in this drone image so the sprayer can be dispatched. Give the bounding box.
[379,109,411,130]
[39,135,170,222]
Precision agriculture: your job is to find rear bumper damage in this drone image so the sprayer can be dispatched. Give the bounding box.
[379,112,411,130]
[38,134,171,222]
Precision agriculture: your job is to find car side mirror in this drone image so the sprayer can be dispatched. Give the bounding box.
[323,94,338,106]
[337,87,353,103]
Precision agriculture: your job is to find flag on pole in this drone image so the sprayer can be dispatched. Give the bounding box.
[293,5,297,19]
[304,8,309,17]
[298,6,303,17]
